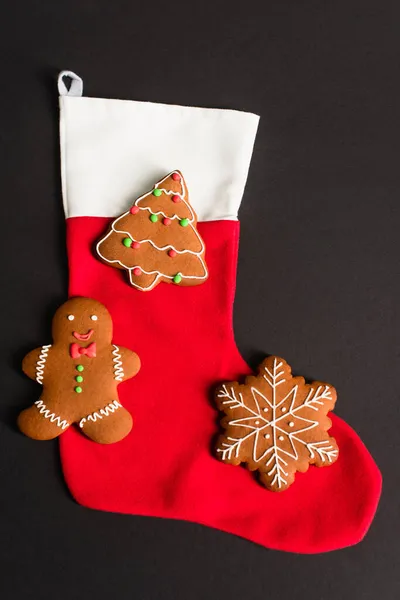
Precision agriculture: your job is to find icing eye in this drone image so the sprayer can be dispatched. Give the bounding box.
[90,315,98,321]
[67,315,75,321]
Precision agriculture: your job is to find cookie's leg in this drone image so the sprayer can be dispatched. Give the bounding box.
[79,401,132,444]
[18,401,70,440]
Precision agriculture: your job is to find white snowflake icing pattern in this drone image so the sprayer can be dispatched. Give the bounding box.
[216,358,338,491]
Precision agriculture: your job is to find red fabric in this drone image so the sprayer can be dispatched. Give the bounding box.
[61,217,382,553]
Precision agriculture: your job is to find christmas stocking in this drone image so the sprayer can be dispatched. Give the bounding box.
[58,71,381,553]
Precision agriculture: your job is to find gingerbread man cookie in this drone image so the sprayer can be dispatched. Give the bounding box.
[215,357,339,491]
[96,170,208,291]
[18,297,140,444]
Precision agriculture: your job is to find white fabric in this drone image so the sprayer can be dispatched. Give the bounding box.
[59,73,259,222]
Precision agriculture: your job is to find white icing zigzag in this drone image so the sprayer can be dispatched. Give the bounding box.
[151,172,195,222]
[112,345,124,381]
[79,400,122,428]
[34,399,69,430]
[35,345,52,384]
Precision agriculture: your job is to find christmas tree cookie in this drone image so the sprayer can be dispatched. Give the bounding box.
[215,357,339,492]
[96,170,208,291]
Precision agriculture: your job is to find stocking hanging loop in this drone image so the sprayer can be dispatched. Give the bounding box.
[58,70,83,97]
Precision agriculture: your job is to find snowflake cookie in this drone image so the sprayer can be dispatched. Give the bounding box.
[215,357,339,491]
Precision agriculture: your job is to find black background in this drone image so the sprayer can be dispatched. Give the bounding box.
[0,1,399,598]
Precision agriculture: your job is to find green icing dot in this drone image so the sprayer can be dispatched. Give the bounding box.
[153,188,162,197]
[150,214,158,223]
[179,218,189,227]
[173,273,182,284]
[122,237,132,247]
[75,375,84,383]
[76,365,84,372]
[75,386,83,394]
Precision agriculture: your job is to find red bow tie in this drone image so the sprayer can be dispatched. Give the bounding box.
[70,342,96,359]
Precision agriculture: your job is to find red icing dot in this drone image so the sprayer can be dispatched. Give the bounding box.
[163,217,172,226]
[133,267,142,276]
[132,242,140,249]
[172,194,181,203]
[168,249,177,258]
[171,173,181,181]
[130,206,139,214]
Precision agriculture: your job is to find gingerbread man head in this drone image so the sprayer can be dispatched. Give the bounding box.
[52,297,113,348]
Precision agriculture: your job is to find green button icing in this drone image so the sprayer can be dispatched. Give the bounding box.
[153,188,162,197]
[75,375,83,383]
[150,214,158,223]
[122,237,132,247]
[74,386,83,394]
[179,218,189,227]
[173,273,182,284]
[76,365,84,372]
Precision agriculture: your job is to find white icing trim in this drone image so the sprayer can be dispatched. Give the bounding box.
[100,219,205,256]
[34,400,69,430]
[96,171,209,291]
[217,359,338,490]
[79,400,122,428]
[136,172,195,222]
[35,345,52,384]
[112,345,124,381]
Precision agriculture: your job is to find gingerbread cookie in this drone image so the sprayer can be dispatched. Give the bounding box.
[96,170,208,291]
[215,357,339,491]
[18,297,140,444]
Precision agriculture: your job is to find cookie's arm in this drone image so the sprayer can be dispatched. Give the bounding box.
[22,346,51,383]
[112,346,141,381]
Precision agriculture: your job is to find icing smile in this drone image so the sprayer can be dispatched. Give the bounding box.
[73,330,94,341]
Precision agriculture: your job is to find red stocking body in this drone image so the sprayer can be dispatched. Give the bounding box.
[60,216,381,553]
